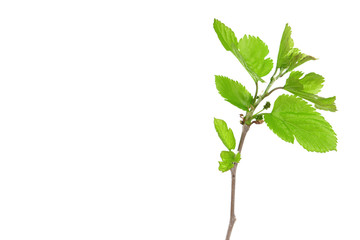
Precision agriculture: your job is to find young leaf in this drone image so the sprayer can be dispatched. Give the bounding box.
[219,160,234,173]
[238,35,273,77]
[218,151,241,172]
[276,24,316,72]
[286,71,324,94]
[213,18,238,52]
[213,19,267,83]
[277,24,293,69]
[284,71,336,112]
[285,48,317,72]
[230,47,266,83]
[220,151,235,172]
[285,90,336,112]
[214,118,236,150]
[234,152,241,163]
[264,94,337,153]
[215,75,253,111]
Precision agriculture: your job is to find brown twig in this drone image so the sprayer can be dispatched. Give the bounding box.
[225,124,250,240]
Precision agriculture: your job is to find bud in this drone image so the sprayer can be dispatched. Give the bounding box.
[263,101,271,110]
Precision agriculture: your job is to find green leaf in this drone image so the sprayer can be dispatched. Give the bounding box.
[230,47,266,83]
[215,75,253,111]
[276,24,316,72]
[264,94,337,153]
[284,71,336,112]
[234,152,241,163]
[214,118,236,150]
[285,48,317,72]
[286,71,324,94]
[298,72,324,94]
[213,18,238,52]
[213,19,267,83]
[285,91,336,112]
[277,24,294,69]
[218,151,241,172]
[219,161,233,172]
[238,35,273,77]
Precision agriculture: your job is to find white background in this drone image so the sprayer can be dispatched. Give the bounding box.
[0,0,359,239]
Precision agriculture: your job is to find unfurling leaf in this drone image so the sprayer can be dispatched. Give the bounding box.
[284,71,336,112]
[234,152,241,163]
[277,24,293,69]
[218,151,241,172]
[218,160,234,173]
[276,24,316,73]
[214,118,236,150]
[264,94,337,152]
[215,75,253,111]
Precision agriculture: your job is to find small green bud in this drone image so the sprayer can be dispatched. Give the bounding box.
[263,101,271,110]
[255,115,263,121]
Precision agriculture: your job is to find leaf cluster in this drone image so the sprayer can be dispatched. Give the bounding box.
[213,19,337,171]
[214,118,241,172]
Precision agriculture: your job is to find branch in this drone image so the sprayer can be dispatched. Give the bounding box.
[237,124,250,153]
[225,70,282,240]
[266,86,283,97]
[225,124,250,240]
